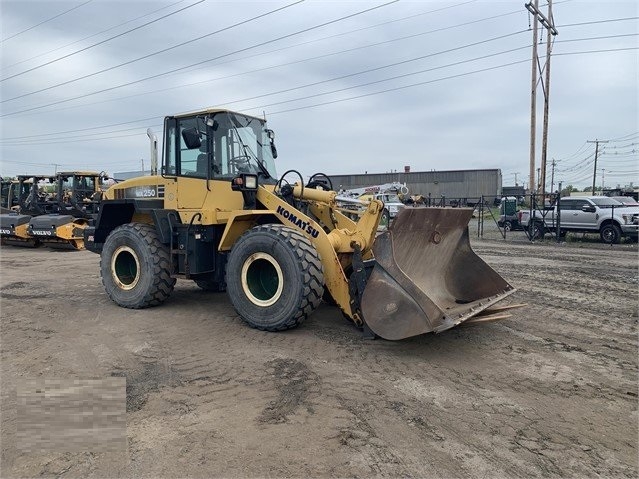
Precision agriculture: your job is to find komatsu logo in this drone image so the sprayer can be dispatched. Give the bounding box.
[276,205,320,238]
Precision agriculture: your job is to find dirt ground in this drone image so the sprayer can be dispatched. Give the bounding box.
[1,232,637,478]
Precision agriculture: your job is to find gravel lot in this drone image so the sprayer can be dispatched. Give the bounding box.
[1,232,637,478]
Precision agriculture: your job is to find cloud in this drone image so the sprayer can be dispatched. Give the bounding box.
[1,0,637,189]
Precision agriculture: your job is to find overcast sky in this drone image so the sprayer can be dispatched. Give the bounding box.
[0,0,637,190]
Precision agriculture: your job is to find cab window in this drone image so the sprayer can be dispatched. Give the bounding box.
[164,116,209,178]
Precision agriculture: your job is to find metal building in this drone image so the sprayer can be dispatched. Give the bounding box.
[329,169,502,202]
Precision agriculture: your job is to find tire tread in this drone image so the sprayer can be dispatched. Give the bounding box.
[227,224,323,332]
[100,223,175,309]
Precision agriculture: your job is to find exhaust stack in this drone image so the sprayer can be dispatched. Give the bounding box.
[147,128,158,175]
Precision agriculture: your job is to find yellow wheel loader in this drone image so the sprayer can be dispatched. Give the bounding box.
[85,108,518,340]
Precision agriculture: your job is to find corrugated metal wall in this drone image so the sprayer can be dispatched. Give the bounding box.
[329,169,502,200]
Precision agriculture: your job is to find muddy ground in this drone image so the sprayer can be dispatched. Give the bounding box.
[1,231,637,478]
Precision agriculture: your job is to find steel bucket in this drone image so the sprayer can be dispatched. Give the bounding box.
[361,207,515,340]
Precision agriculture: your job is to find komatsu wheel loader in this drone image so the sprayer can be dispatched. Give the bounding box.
[85,108,518,340]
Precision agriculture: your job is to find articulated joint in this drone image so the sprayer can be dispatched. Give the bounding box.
[327,229,369,253]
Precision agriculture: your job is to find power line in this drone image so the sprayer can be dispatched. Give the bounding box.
[608,132,639,142]
[1,0,94,42]
[2,39,635,144]
[556,16,638,28]
[1,0,208,83]
[0,5,530,118]
[6,24,632,121]
[230,43,530,111]
[171,0,521,79]
[1,33,533,143]
[1,0,299,84]
[1,0,189,71]
[2,57,531,147]
[553,46,639,56]
[554,142,592,163]
[0,1,401,116]
[23,30,634,120]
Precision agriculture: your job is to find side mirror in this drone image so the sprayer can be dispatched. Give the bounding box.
[265,129,277,158]
[582,205,596,213]
[181,128,202,149]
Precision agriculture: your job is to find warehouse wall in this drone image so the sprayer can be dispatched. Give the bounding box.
[329,169,502,200]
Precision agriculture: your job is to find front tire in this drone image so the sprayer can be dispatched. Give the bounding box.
[530,221,545,240]
[600,223,621,244]
[380,208,391,229]
[226,224,324,331]
[100,223,176,308]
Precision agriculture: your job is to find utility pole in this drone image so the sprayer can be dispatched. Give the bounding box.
[141,158,145,173]
[51,163,61,174]
[514,172,519,186]
[550,158,556,192]
[601,168,605,191]
[527,0,540,195]
[526,0,558,197]
[540,0,557,200]
[587,139,608,195]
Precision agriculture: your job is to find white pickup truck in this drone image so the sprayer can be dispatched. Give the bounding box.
[518,196,639,244]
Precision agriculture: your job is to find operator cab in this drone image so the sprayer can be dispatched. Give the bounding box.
[163,110,278,183]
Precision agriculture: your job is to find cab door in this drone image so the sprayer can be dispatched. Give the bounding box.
[564,199,595,229]
[164,116,210,211]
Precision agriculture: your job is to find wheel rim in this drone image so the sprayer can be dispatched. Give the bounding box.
[111,245,140,290]
[602,228,613,242]
[505,222,512,231]
[241,252,284,306]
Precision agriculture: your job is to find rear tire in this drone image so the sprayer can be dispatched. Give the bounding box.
[226,224,324,331]
[504,220,512,231]
[600,223,621,244]
[100,223,176,308]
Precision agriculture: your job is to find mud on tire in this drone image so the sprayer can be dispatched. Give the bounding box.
[100,223,176,308]
[226,224,324,331]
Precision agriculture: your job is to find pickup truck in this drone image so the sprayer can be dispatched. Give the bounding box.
[518,196,639,244]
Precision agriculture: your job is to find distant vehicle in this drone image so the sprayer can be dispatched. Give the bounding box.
[337,182,408,226]
[611,196,639,207]
[518,196,639,244]
[497,196,522,231]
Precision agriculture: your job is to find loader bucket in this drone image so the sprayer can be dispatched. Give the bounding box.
[361,207,515,340]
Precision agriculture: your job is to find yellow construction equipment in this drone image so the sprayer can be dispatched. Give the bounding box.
[0,172,104,249]
[85,108,517,340]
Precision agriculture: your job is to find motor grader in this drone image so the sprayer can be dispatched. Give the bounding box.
[85,108,518,340]
[0,172,104,249]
